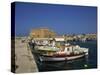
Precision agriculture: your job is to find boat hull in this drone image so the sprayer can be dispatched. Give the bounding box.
[39,53,86,62]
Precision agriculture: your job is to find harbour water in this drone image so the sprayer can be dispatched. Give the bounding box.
[32,40,97,72]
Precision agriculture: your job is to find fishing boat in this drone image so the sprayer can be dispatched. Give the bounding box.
[36,43,89,62]
[32,37,88,61]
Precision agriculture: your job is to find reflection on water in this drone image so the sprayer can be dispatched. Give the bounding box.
[37,57,89,71]
[32,41,97,72]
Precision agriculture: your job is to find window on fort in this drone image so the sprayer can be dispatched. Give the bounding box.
[37,35,39,37]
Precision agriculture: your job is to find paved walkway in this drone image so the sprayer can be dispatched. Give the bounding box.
[15,39,38,73]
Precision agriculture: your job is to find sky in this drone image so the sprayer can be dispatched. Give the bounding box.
[15,2,97,36]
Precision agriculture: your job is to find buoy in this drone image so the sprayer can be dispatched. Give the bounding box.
[84,64,88,67]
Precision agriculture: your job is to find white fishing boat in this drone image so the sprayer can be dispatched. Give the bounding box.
[36,44,88,62]
[32,38,88,61]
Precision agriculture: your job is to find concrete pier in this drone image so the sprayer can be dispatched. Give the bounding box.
[15,38,38,73]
